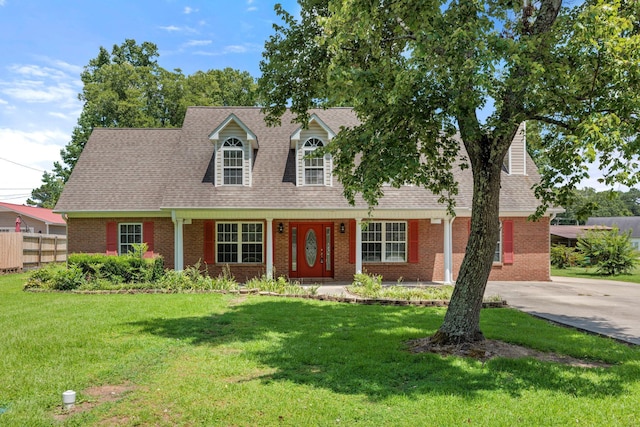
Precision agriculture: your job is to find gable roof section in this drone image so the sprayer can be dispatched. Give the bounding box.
[208,113,258,149]
[290,113,336,148]
[56,107,544,215]
[55,128,181,212]
[0,202,65,225]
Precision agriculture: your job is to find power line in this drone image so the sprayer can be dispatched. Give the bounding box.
[0,157,45,172]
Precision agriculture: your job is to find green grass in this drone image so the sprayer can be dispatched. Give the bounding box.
[551,266,640,284]
[1,273,639,426]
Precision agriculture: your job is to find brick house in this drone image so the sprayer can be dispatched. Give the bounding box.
[55,107,553,283]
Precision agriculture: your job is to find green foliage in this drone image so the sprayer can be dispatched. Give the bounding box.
[348,272,454,300]
[553,188,635,225]
[156,262,239,292]
[550,245,584,269]
[244,275,317,295]
[24,263,86,291]
[25,252,165,291]
[577,228,638,276]
[28,39,259,207]
[260,0,640,342]
[3,273,640,426]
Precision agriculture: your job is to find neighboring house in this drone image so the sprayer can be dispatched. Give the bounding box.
[0,202,66,235]
[586,217,640,250]
[55,107,555,283]
[550,225,611,247]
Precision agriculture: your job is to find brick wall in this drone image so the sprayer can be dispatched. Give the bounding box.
[67,215,550,282]
[66,216,174,267]
[435,216,550,282]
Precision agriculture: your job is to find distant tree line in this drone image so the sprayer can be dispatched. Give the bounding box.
[28,39,259,208]
[551,187,640,225]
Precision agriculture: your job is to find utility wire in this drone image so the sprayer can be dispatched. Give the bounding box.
[0,157,45,172]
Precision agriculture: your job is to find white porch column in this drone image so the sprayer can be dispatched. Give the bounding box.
[173,214,184,271]
[443,218,452,284]
[355,218,363,274]
[266,218,274,279]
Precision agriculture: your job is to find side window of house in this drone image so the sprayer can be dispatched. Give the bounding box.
[119,223,142,255]
[362,221,407,262]
[494,222,502,263]
[222,137,243,185]
[303,138,324,185]
[216,222,263,263]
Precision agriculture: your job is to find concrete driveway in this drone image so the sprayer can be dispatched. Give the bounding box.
[486,277,640,345]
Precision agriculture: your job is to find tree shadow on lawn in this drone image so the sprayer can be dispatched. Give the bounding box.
[132,298,640,401]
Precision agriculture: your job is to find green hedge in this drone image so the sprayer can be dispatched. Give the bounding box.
[24,252,165,291]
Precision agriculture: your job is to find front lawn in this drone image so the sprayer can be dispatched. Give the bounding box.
[551,266,640,284]
[1,273,639,426]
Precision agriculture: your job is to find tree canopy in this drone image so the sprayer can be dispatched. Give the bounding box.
[28,39,259,207]
[553,187,639,224]
[259,0,640,344]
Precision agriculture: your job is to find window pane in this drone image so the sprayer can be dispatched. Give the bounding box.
[242,244,263,263]
[119,222,142,255]
[217,244,238,263]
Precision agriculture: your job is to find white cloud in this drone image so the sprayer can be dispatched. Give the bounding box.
[0,0,5,6]
[159,25,181,32]
[159,25,197,33]
[247,6,257,12]
[184,6,198,14]
[8,64,68,80]
[1,80,77,107]
[0,128,68,204]
[224,45,248,53]
[184,40,212,47]
[0,98,7,105]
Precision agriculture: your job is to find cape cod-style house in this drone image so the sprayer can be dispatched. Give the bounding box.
[55,107,553,283]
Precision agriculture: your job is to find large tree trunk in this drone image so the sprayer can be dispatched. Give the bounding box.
[431,133,508,344]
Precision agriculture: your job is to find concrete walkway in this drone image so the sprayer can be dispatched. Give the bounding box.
[316,277,640,345]
[486,277,640,345]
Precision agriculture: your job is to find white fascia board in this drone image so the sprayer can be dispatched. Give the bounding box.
[208,113,258,149]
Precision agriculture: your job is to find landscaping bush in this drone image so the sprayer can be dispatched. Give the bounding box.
[24,263,87,290]
[348,272,454,300]
[577,227,638,276]
[550,244,584,269]
[25,245,165,291]
[244,275,317,295]
[156,262,240,292]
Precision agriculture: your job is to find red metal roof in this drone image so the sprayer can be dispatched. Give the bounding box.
[0,202,65,225]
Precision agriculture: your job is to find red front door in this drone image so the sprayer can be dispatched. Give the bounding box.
[290,222,333,278]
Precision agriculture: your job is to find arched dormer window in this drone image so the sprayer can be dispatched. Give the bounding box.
[222,138,243,185]
[303,138,325,185]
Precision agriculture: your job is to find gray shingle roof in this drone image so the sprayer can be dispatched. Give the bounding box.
[55,107,542,214]
[586,217,640,238]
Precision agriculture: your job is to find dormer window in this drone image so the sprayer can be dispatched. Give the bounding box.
[209,114,257,187]
[303,138,325,185]
[223,138,244,185]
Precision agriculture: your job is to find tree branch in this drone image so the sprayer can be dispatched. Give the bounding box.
[530,0,562,35]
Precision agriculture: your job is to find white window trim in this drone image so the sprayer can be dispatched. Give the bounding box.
[362,221,407,263]
[119,222,142,255]
[494,221,502,263]
[302,138,326,186]
[222,137,244,186]
[216,221,264,264]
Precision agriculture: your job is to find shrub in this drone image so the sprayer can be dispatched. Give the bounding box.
[68,249,164,284]
[577,228,638,276]
[550,245,584,269]
[24,263,86,290]
[244,275,316,295]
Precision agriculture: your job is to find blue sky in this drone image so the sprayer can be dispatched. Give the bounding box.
[0,0,298,204]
